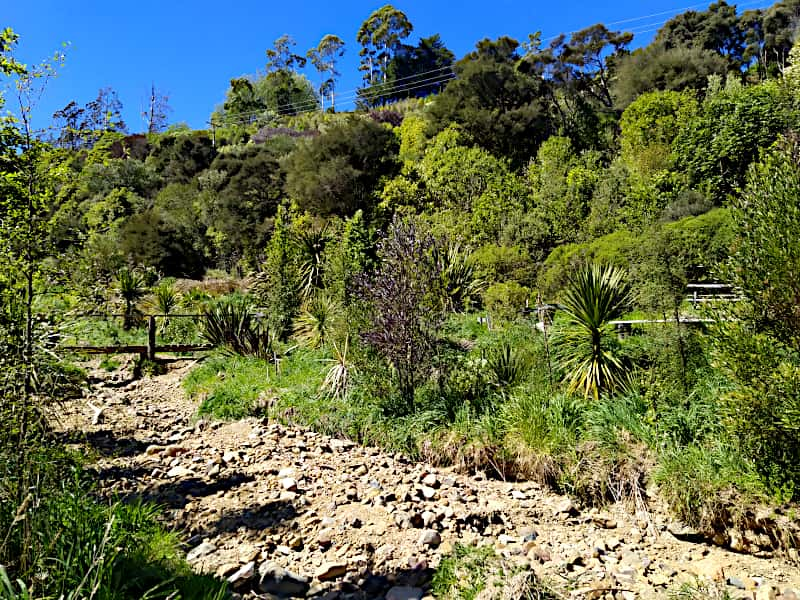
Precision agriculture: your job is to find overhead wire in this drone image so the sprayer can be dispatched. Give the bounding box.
[211,0,776,125]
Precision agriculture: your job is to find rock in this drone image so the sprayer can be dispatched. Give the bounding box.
[649,572,670,587]
[317,528,335,546]
[222,450,239,463]
[227,561,255,587]
[421,473,438,487]
[315,562,348,581]
[386,586,424,600]
[186,541,216,562]
[420,485,436,500]
[280,477,298,491]
[278,467,295,478]
[755,586,777,600]
[145,445,161,455]
[592,513,617,529]
[668,521,704,542]
[689,556,727,582]
[164,445,188,457]
[421,511,436,527]
[418,529,441,547]
[554,497,576,515]
[258,561,310,597]
[510,489,526,500]
[727,576,747,590]
[166,465,195,478]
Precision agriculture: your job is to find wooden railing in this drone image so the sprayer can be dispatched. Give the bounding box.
[63,314,212,360]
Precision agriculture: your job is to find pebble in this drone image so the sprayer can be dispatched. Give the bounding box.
[186,541,216,562]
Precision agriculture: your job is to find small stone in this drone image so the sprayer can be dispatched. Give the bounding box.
[418,529,441,547]
[315,562,348,581]
[186,541,216,562]
[278,467,295,478]
[511,489,526,500]
[755,586,777,600]
[649,573,670,587]
[258,561,309,597]
[164,445,188,457]
[421,473,438,487]
[386,586,424,600]
[166,465,194,478]
[227,561,255,587]
[317,528,335,546]
[222,450,239,463]
[554,497,576,515]
[145,445,161,455]
[728,577,747,590]
[420,486,436,500]
[280,477,298,491]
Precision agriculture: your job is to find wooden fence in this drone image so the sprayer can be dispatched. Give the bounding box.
[63,314,212,360]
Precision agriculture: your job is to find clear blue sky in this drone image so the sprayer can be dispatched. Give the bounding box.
[5,0,773,132]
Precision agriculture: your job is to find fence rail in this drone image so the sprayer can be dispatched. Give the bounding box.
[63,314,212,360]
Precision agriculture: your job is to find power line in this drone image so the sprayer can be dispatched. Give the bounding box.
[211,0,775,124]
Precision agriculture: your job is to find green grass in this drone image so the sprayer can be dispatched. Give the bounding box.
[1,449,226,600]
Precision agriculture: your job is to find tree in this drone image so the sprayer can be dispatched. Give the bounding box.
[655,1,746,69]
[358,34,454,106]
[141,83,171,133]
[307,34,345,111]
[673,80,788,202]
[266,34,306,73]
[357,4,413,88]
[554,24,633,109]
[554,264,631,399]
[428,36,553,167]
[283,116,399,216]
[82,87,127,141]
[612,45,728,107]
[358,216,445,413]
[52,100,85,149]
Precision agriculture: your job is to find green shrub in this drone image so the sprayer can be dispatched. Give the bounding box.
[482,282,530,323]
[201,296,276,360]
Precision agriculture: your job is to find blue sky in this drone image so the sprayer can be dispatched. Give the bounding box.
[5,0,773,132]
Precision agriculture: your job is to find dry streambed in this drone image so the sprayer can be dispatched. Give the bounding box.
[54,360,800,600]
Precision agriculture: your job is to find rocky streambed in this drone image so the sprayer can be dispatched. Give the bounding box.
[54,359,800,600]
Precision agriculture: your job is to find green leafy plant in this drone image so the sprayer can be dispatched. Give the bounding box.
[554,264,631,399]
[293,293,342,349]
[320,335,353,400]
[433,240,484,313]
[485,341,529,388]
[201,297,276,360]
[116,267,147,330]
[293,225,330,299]
[146,280,181,334]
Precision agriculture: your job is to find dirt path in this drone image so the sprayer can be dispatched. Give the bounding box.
[53,359,800,600]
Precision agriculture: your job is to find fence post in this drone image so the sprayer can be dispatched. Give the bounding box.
[147,316,157,361]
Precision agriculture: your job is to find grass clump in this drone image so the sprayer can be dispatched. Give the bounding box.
[432,544,556,600]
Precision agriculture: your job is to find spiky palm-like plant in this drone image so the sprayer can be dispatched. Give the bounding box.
[293,293,342,349]
[320,335,353,400]
[432,240,484,313]
[117,267,147,330]
[146,281,181,333]
[555,264,631,399]
[293,226,330,300]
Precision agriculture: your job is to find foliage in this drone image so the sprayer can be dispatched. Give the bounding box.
[116,266,147,330]
[201,296,276,360]
[293,292,343,349]
[554,264,631,399]
[482,282,529,323]
[283,116,398,217]
[358,216,446,412]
